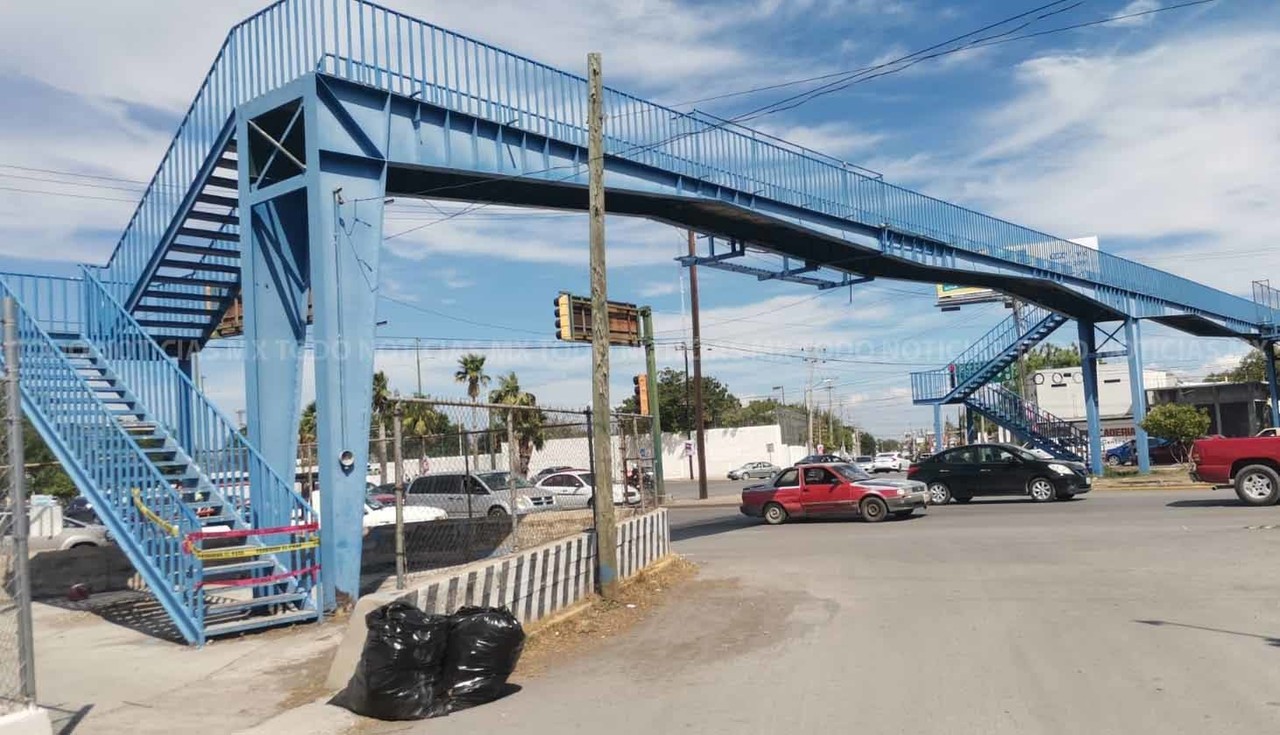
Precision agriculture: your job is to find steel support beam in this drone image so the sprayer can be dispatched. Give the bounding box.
[1264,341,1280,430]
[1124,317,1151,474]
[1076,321,1104,475]
[934,404,944,453]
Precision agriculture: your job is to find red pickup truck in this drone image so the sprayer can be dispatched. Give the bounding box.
[1190,436,1280,506]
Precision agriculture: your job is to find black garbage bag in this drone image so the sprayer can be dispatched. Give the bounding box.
[441,606,526,712]
[330,601,451,720]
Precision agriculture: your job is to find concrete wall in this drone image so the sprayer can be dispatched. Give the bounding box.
[1032,366,1179,421]
[23,545,141,600]
[327,508,670,689]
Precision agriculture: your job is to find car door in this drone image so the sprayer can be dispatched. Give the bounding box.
[977,446,1032,495]
[935,448,980,496]
[799,466,845,515]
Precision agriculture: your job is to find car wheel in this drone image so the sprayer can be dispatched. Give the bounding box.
[70,542,97,550]
[586,496,595,509]
[1106,454,1122,467]
[953,495,972,504]
[927,482,951,505]
[1234,464,1280,506]
[860,496,889,523]
[1028,477,1056,503]
[487,506,509,518]
[763,502,788,526]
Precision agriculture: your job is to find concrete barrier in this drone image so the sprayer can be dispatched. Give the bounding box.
[327,508,670,689]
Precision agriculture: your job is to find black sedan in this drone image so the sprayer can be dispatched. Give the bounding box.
[906,443,1091,504]
[793,454,845,466]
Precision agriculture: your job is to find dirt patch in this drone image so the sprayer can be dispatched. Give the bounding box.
[515,556,698,676]
[272,644,343,711]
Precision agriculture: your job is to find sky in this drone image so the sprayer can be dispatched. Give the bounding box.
[1,0,1278,439]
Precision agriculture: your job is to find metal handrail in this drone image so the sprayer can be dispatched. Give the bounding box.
[94,0,1273,330]
[911,306,1060,402]
[0,281,205,642]
[969,383,1088,461]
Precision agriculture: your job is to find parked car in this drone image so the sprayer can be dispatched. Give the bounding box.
[1105,437,1182,466]
[533,465,578,482]
[854,456,875,473]
[871,452,906,473]
[794,454,844,466]
[363,497,447,528]
[741,462,928,524]
[63,496,101,524]
[405,471,556,517]
[27,517,112,552]
[1190,434,1280,505]
[535,470,638,508]
[367,482,397,505]
[907,443,1091,504]
[727,461,780,480]
[1256,427,1280,437]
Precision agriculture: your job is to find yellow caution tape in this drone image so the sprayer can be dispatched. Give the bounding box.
[132,489,180,537]
[188,538,320,562]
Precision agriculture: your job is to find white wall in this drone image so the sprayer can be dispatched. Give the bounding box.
[1032,365,1178,421]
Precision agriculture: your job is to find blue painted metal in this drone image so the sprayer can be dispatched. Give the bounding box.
[1077,321,1105,475]
[911,304,1067,405]
[1124,317,1151,474]
[933,405,943,453]
[964,383,1088,464]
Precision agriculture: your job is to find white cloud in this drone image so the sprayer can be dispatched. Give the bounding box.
[639,281,680,297]
[1112,0,1162,27]
[755,121,886,159]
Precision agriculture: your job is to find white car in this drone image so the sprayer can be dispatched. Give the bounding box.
[871,452,906,473]
[363,498,447,528]
[535,470,638,509]
[854,455,875,473]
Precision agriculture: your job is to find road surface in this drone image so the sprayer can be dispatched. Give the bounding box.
[379,488,1280,734]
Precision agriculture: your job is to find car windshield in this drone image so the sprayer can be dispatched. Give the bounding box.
[577,473,595,485]
[365,498,383,510]
[832,463,872,481]
[856,456,872,462]
[1004,445,1042,461]
[478,472,533,490]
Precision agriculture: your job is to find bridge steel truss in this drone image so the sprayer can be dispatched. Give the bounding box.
[6,0,1280,617]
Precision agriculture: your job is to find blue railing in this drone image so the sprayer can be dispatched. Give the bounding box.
[911,305,1062,402]
[0,273,82,336]
[94,0,1275,331]
[968,383,1088,463]
[81,269,317,546]
[0,284,205,642]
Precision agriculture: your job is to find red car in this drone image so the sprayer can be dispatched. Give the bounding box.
[1190,435,1280,505]
[740,462,929,525]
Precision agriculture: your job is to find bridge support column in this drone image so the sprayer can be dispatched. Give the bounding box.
[1076,321,1104,475]
[1264,341,1280,430]
[934,404,944,452]
[1124,318,1151,474]
[176,353,196,455]
[963,408,976,443]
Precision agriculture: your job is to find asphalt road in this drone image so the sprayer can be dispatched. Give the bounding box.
[386,488,1280,734]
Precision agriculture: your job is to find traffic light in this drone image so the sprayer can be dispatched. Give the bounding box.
[633,374,650,415]
[554,293,572,340]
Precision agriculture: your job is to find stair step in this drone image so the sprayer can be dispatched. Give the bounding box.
[177,226,239,244]
[202,560,276,577]
[140,290,214,303]
[195,193,238,208]
[214,157,238,171]
[199,514,238,525]
[205,175,238,190]
[137,318,212,331]
[151,275,237,289]
[160,259,241,275]
[206,592,308,618]
[134,304,224,317]
[168,243,239,258]
[202,608,319,639]
[186,209,239,226]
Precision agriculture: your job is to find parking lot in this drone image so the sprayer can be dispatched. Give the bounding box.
[393,488,1280,734]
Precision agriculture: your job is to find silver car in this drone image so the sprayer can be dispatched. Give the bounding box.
[728,461,781,480]
[27,517,112,553]
[535,470,639,508]
[405,471,556,518]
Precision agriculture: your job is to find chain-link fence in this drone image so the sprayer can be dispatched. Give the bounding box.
[330,397,662,590]
[0,299,36,714]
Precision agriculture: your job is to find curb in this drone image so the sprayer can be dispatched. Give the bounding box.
[664,499,741,509]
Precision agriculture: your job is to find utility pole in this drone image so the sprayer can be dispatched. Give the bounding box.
[677,343,693,480]
[587,52,617,599]
[415,337,422,396]
[640,307,666,504]
[392,403,405,590]
[825,382,835,451]
[687,230,708,500]
[803,347,824,452]
[1010,299,1034,400]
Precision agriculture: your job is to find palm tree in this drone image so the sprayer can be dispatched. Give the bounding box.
[454,354,490,467]
[370,371,392,483]
[489,371,546,477]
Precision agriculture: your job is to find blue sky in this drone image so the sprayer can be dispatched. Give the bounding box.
[1,0,1278,438]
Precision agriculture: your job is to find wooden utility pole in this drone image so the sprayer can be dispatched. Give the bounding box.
[687,230,708,500]
[587,52,618,599]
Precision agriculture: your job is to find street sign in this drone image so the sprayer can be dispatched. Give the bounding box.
[766,442,775,453]
[683,440,694,457]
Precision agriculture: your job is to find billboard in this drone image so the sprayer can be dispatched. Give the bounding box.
[935,236,1099,308]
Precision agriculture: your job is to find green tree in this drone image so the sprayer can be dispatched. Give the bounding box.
[489,372,547,477]
[1141,403,1211,463]
[1205,349,1268,383]
[24,422,76,501]
[454,353,490,466]
[617,368,740,432]
[1022,343,1082,374]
